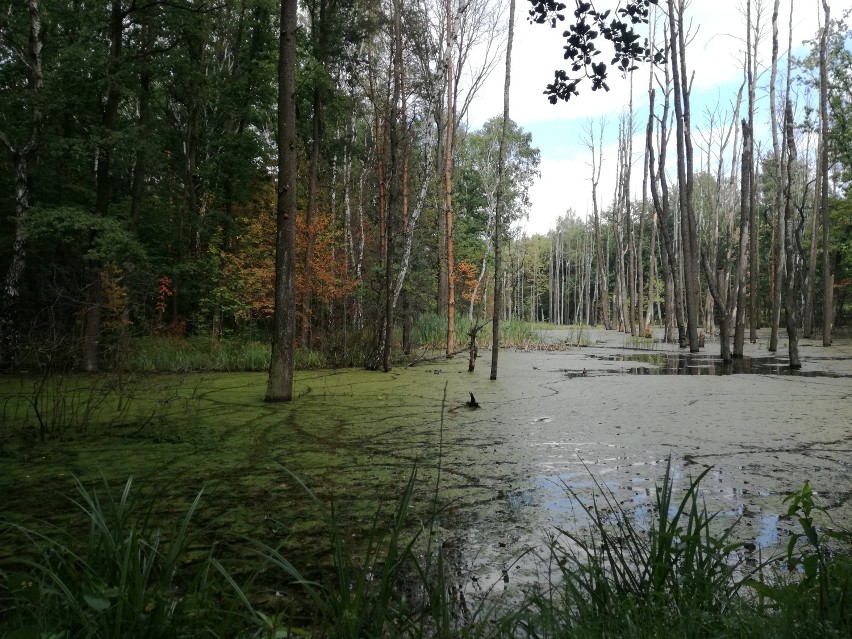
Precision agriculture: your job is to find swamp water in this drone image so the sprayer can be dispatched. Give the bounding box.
[1,329,850,603]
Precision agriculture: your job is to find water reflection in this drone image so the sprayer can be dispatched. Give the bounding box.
[528,467,785,554]
[584,353,850,376]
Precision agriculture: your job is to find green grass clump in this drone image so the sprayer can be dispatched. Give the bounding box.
[3,460,849,638]
[123,336,331,373]
[414,313,550,351]
[125,336,270,372]
[0,478,230,639]
[520,459,752,636]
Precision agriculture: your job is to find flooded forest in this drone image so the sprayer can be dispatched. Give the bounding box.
[1,0,851,637]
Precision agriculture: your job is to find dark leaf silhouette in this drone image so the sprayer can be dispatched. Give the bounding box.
[529,0,664,102]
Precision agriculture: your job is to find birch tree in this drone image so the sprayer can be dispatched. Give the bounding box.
[0,0,43,366]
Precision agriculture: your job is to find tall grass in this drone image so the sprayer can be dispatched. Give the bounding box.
[2,464,850,638]
[0,477,228,638]
[748,481,852,636]
[0,372,199,443]
[414,313,545,351]
[217,468,429,638]
[124,336,328,372]
[520,458,754,636]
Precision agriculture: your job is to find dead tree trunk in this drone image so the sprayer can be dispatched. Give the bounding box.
[819,0,833,346]
[668,0,701,352]
[491,0,515,381]
[733,119,752,358]
[647,80,686,346]
[584,119,611,329]
[782,102,801,368]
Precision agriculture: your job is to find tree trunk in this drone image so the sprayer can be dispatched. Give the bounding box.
[803,137,820,337]
[383,0,404,372]
[437,111,448,315]
[625,81,637,336]
[584,120,611,329]
[129,22,152,234]
[265,0,298,402]
[746,0,760,343]
[302,85,322,349]
[819,0,833,346]
[733,119,752,358]
[701,252,732,363]
[83,0,125,373]
[0,9,45,340]
[491,0,515,381]
[768,0,783,352]
[668,0,700,352]
[646,82,686,347]
[782,102,800,368]
[444,0,456,357]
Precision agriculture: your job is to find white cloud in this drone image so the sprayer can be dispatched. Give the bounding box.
[467,0,826,236]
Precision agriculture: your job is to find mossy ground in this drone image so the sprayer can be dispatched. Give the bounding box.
[0,361,501,580]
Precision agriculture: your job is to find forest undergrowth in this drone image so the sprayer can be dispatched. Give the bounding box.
[101,317,556,374]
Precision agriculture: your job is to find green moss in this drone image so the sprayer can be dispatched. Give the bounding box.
[0,363,494,569]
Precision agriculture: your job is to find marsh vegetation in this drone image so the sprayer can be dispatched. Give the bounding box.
[2,329,850,637]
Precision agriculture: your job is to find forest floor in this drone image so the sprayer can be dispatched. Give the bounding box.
[1,327,850,603]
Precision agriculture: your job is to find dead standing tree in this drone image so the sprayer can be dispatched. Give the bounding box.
[647,82,687,346]
[782,101,801,368]
[666,0,702,353]
[582,119,612,330]
[491,0,516,381]
[819,0,833,346]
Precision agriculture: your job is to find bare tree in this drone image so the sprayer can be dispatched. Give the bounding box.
[582,119,612,330]
[819,0,833,346]
[491,0,515,381]
[647,82,687,346]
[782,101,801,368]
[767,0,783,352]
[667,0,701,352]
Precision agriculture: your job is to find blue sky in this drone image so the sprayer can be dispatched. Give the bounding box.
[466,0,827,235]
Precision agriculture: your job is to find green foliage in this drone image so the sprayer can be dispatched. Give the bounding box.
[528,0,665,101]
[747,482,852,637]
[454,118,541,268]
[25,206,146,266]
[1,477,221,639]
[123,336,332,373]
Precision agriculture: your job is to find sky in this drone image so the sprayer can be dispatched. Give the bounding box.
[464,0,828,236]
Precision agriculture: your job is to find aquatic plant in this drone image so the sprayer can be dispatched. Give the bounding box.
[518,457,755,636]
[747,481,852,636]
[0,477,225,639]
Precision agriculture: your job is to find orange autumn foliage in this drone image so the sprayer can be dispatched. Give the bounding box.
[456,260,480,304]
[223,181,356,321]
